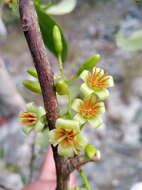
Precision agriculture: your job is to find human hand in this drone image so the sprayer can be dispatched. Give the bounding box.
[22,146,75,190]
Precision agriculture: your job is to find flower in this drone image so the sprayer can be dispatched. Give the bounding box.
[72,95,105,128]
[80,67,114,100]
[19,102,46,134]
[48,118,88,157]
[4,0,12,3]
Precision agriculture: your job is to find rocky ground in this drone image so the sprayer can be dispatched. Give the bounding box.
[0,0,142,190]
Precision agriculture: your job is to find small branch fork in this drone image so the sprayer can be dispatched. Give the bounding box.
[19,0,100,189]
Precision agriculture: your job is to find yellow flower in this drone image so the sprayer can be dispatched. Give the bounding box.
[48,118,88,157]
[19,102,46,134]
[80,67,114,100]
[4,0,12,4]
[19,112,38,126]
[72,95,105,128]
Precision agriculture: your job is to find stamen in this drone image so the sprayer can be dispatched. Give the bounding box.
[80,96,103,118]
[87,69,109,88]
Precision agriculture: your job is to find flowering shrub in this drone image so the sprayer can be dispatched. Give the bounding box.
[3,0,116,189]
[18,22,114,189]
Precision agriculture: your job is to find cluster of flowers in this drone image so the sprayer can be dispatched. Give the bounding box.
[19,66,114,158]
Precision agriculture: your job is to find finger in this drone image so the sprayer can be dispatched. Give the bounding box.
[69,172,76,188]
[38,145,56,181]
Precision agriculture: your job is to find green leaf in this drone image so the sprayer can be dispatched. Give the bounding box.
[27,68,38,78]
[76,54,100,76]
[46,0,77,15]
[36,5,68,62]
[23,80,42,94]
[116,30,142,51]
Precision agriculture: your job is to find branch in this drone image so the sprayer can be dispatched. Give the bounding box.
[68,152,101,174]
[19,0,69,189]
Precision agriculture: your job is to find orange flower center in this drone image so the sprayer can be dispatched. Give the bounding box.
[50,128,83,154]
[54,128,77,144]
[19,112,38,126]
[87,68,109,89]
[79,96,102,119]
[4,0,12,4]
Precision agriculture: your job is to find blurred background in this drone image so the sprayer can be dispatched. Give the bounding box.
[0,0,142,189]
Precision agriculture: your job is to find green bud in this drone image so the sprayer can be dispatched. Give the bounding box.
[77,54,101,76]
[53,25,63,54]
[27,68,38,78]
[55,80,69,95]
[85,144,97,159]
[23,80,42,94]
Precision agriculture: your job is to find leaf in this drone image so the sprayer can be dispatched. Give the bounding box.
[76,54,100,76]
[116,30,142,51]
[46,0,77,15]
[36,5,68,62]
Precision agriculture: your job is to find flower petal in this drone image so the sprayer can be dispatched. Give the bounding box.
[72,99,83,112]
[104,75,114,88]
[38,106,46,117]
[93,67,104,76]
[75,133,88,150]
[80,83,94,96]
[26,102,37,113]
[47,129,58,144]
[35,121,44,132]
[95,88,109,100]
[58,143,74,157]
[96,102,105,114]
[88,117,103,129]
[80,70,89,82]
[56,118,80,131]
[74,113,86,125]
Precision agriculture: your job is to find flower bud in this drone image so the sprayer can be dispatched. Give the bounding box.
[23,80,41,94]
[85,144,97,159]
[53,25,63,54]
[55,80,69,95]
[27,68,38,78]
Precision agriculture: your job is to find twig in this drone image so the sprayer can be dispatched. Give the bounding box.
[68,153,101,174]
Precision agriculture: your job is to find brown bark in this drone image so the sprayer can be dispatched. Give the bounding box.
[19,0,69,189]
